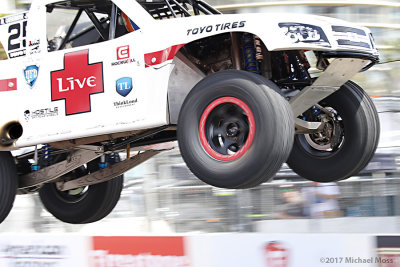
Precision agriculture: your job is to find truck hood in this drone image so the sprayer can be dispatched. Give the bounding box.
[0,10,378,61]
[152,12,378,56]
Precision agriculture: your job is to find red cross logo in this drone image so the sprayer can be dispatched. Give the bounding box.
[51,50,103,116]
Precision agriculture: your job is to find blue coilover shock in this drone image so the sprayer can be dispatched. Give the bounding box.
[40,144,52,167]
[99,154,107,169]
[242,34,259,74]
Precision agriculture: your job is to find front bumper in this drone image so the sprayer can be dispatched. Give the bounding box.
[321,51,379,71]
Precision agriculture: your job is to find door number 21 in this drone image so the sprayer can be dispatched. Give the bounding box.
[8,21,27,51]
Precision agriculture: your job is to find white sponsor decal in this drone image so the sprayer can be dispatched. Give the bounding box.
[57,76,96,92]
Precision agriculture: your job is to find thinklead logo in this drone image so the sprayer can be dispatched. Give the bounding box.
[113,98,137,108]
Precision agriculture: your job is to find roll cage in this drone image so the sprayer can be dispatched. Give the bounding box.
[137,0,221,19]
[46,0,220,51]
[46,1,117,51]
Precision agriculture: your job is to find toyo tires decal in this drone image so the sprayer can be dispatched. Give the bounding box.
[199,96,255,161]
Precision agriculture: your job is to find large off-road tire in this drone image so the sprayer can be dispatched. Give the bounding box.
[39,154,123,224]
[0,152,18,223]
[178,70,294,189]
[287,81,380,182]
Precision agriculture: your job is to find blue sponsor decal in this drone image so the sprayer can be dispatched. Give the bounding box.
[116,77,132,97]
[24,65,39,87]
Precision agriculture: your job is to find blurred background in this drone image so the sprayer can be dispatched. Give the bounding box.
[2,0,400,235]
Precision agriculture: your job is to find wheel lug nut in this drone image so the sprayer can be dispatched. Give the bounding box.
[226,123,239,137]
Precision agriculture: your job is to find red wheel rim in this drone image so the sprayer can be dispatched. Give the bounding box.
[199,97,255,161]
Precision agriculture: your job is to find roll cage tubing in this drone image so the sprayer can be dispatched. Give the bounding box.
[47,0,221,51]
[139,0,221,18]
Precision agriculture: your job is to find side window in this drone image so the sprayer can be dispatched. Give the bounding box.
[47,8,107,51]
[46,4,139,52]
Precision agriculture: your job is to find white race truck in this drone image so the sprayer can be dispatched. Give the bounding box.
[0,0,379,224]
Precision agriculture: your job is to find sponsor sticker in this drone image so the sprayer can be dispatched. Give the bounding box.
[28,39,40,47]
[0,12,27,25]
[51,50,104,116]
[111,45,138,66]
[144,44,184,68]
[7,20,27,59]
[114,98,137,109]
[28,39,41,55]
[264,241,289,267]
[116,77,132,97]
[0,78,17,92]
[24,65,39,87]
[91,236,189,267]
[0,235,87,266]
[186,21,246,36]
[117,45,130,60]
[24,107,59,122]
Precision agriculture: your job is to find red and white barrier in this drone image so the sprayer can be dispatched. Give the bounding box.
[0,233,397,267]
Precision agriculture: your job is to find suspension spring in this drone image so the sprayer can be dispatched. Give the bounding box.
[254,36,263,61]
[242,34,259,74]
[40,144,52,167]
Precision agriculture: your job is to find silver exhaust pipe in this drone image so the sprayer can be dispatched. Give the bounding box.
[0,121,23,146]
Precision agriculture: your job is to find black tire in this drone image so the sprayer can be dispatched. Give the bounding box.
[39,154,123,224]
[178,70,294,189]
[287,81,380,182]
[0,152,17,223]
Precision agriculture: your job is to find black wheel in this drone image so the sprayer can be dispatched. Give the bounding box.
[287,81,380,182]
[178,70,294,189]
[39,154,123,224]
[0,152,17,223]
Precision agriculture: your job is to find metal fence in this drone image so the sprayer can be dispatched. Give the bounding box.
[112,151,400,233]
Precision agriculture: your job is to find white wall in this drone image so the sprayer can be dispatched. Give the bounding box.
[255,217,400,233]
